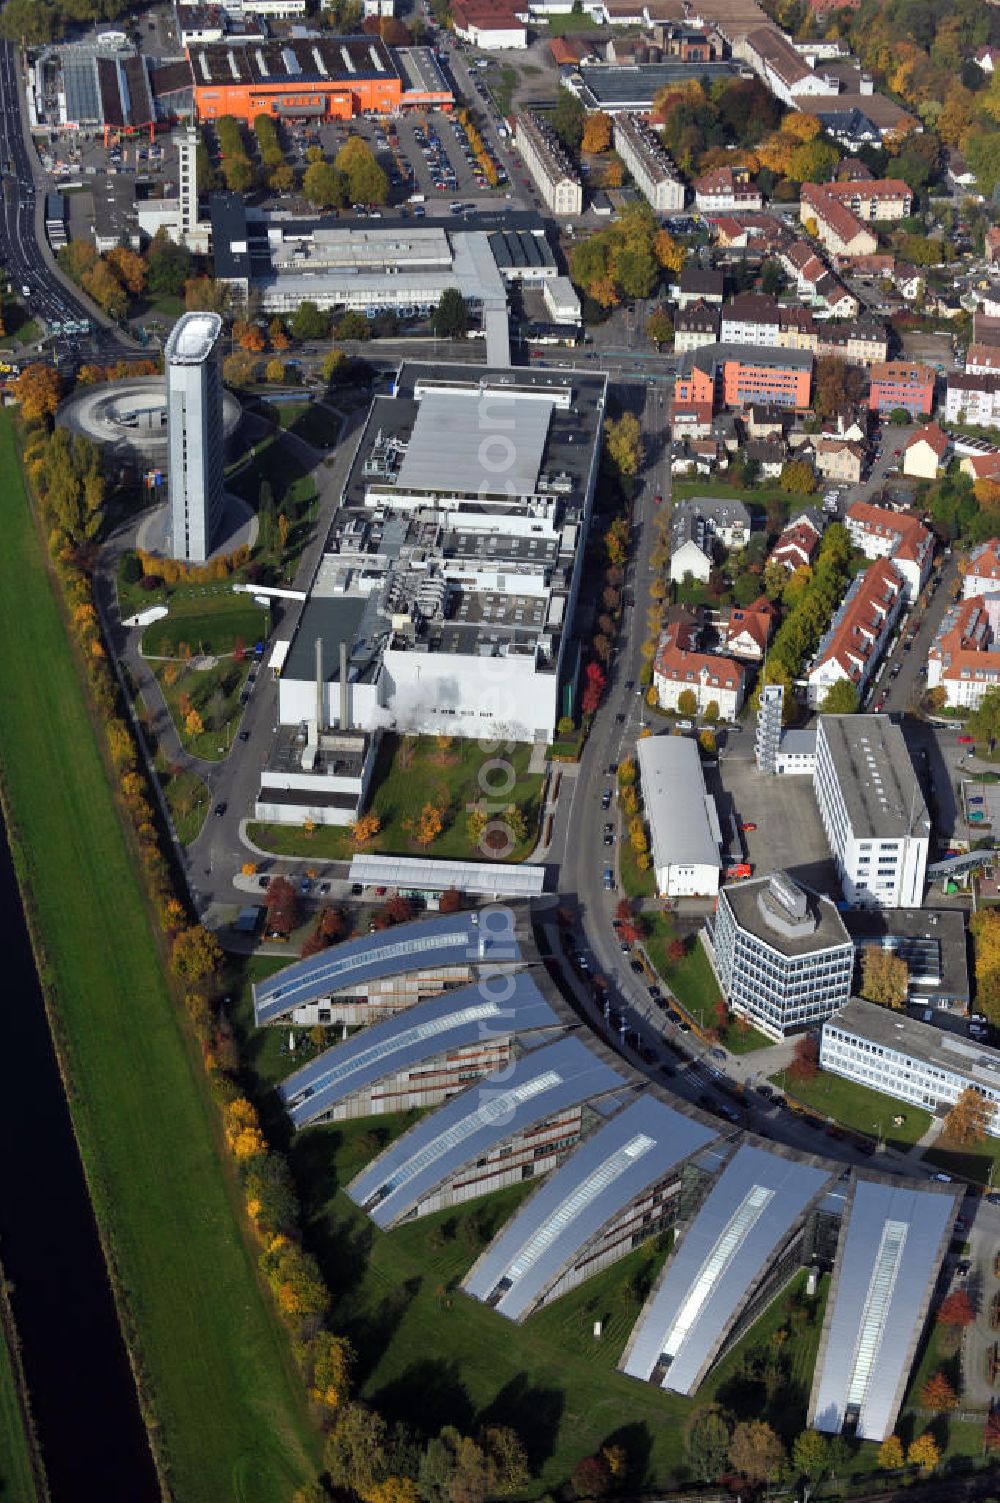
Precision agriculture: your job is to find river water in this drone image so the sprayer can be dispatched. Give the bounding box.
[0,814,159,1502]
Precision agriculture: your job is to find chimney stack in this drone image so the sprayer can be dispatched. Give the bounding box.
[340,640,349,730]
[315,637,324,733]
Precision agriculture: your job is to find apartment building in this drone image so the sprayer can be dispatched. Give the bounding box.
[653,617,745,719]
[693,165,762,213]
[675,265,724,309]
[926,594,1000,710]
[769,514,823,572]
[845,501,933,601]
[613,113,685,213]
[813,714,929,909]
[964,539,1000,597]
[822,178,912,221]
[674,343,813,412]
[821,999,1000,1135]
[720,293,781,347]
[806,559,905,708]
[945,370,1000,429]
[711,871,854,1040]
[673,300,720,353]
[513,109,583,215]
[800,183,878,258]
[868,361,935,419]
[815,319,887,365]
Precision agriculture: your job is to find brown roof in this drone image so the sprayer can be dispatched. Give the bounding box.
[150,60,195,96]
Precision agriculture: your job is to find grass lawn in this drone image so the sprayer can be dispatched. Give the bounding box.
[230,434,318,516]
[277,401,343,450]
[0,411,318,1501]
[153,657,251,761]
[158,762,209,845]
[138,292,185,318]
[536,11,599,30]
[922,1136,1000,1187]
[644,917,770,1050]
[0,1320,40,1503]
[672,479,818,514]
[249,734,545,862]
[619,838,655,899]
[773,1068,932,1152]
[141,595,268,657]
[0,312,40,349]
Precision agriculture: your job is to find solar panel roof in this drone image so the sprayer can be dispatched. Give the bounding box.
[279,971,563,1130]
[808,1176,959,1441]
[621,1143,834,1394]
[253,907,519,1025]
[347,1035,628,1229]
[463,1096,719,1321]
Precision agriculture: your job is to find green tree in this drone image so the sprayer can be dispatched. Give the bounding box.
[432,287,469,338]
[290,300,330,340]
[302,159,348,209]
[729,1421,786,1486]
[605,413,644,478]
[685,1408,731,1483]
[335,136,389,204]
[324,1402,389,1494]
[645,306,674,347]
[145,229,192,297]
[780,459,817,495]
[792,1429,829,1484]
[551,86,585,150]
[819,679,859,714]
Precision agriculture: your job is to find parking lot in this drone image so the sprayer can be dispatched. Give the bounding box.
[710,753,840,895]
[960,778,1000,835]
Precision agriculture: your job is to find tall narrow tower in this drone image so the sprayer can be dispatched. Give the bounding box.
[165,311,224,563]
[175,125,200,245]
[755,682,783,774]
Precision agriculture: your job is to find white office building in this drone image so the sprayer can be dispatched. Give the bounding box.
[165,311,224,563]
[710,871,854,1040]
[821,998,1000,1135]
[637,734,722,898]
[813,716,929,910]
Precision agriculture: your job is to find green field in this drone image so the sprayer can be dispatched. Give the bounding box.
[923,1135,1000,1187]
[153,656,251,761]
[158,762,209,845]
[141,595,268,657]
[249,734,545,862]
[774,1069,932,1153]
[230,434,318,516]
[0,1318,41,1503]
[276,400,343,450]
[0,411,319,1501]
[618,838,655,899]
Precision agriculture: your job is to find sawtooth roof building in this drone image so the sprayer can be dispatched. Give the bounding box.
[620,1142,836,1394]
[347,1035,631,1228]
[463,1096,721,1321]
[278,971,567,1129]
[808,1175,960,1440]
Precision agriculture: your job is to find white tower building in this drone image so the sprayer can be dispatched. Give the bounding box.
[165,311,224,563]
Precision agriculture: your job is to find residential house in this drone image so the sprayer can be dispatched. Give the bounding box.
[868,361,935,419]
[745,437,787,479]
[769,516,823,572]
[814,437,865,483]
[960,452,1000,483]
[963,539,1000,597]
[724,596,776,660]
[902,422,950,479]
[693,165,763,214]
[746,404,792,440]
[653,618,746,719]
[778,305,818,351]
[800,183,878,258]
[673,299,720,353]
[805,558,906,705]
[892,263,925,303]
[674,265,724,310]
[720,293,781,346]
[845,500,933,600]
[926,594,1000,710]
[669,537,713,583]
[947,371,1000,429]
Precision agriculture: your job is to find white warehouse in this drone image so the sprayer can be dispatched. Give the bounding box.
[637,734,722,898]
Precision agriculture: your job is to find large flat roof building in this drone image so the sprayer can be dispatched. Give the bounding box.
[463,1096,720,1321]
[809,1175,960,1440]
[165,311,224,563]
[637,734,722,898]
[821,998,1000,1136]
[620,1142,835,1394]
[272,363,607,744]
[347,1035,630,1227]
[814,715,929,909]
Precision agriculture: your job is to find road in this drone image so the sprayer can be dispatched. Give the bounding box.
[0,39,137,363]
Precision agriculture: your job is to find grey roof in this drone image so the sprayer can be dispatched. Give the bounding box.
[825,997,1000,1096]
[842,908,969,1004]
[348,854,546,899]
[637,734,720,874]
[621,1143,835,1393]
[719,873,853,959]
[347,1035,628,1228]
[279,971,563,1130]
[679,343,814,378]
[575,60,738,108]
[253,907,518,1025]
[396,389,552,498]
[462,1096,719,1321]
[809,1175,960,1441]
[817,715,929,842]
[281,593,378,689]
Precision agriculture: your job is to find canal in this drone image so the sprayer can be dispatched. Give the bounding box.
[0,813,159,1502]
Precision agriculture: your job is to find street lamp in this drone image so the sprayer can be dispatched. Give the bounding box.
[873,1119,884,1154]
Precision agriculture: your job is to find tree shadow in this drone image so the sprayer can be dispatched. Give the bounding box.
[372,1356,475,1440]
[477,1373,565,1471]
[713,1372,767,1421]
[600,1420,654,1490]
[338,1273,423,1387]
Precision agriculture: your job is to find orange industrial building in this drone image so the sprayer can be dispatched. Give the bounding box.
[674,343,813,413]
[188,36,452,122]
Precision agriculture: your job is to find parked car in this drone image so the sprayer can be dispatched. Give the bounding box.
[958,735,975,744]
[740,821,757,832]
[601,788,612,809]
[603,867,616,891]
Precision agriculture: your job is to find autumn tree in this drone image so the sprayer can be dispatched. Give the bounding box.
[581,111,613,153]
[907,1432,940,1471]
[877,1435,904,1470]
[921,1371,958,1412]
[780,459,817,495]
[937,1288,976,1327]
[860,946,909,1010]
[676,688,697,718]
[439,886,463,914]
[645,305,674,348]
[788,1033,819,1082]
[351,811,381,845]
[14,364,61,424]
[265,358,287,383]
[413,803,444,847]
[571,1453,611,1498]
[792,1429,829,1483]
[301,1329,354,1413]
[653,228,686,275]
[943,1084,993,1145]
[269,315,291,350]
[171,924,223,983]
[581,660,607,716]
[265,875,299,937]
[729,1420,786,1485]
[106,244,147,296]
